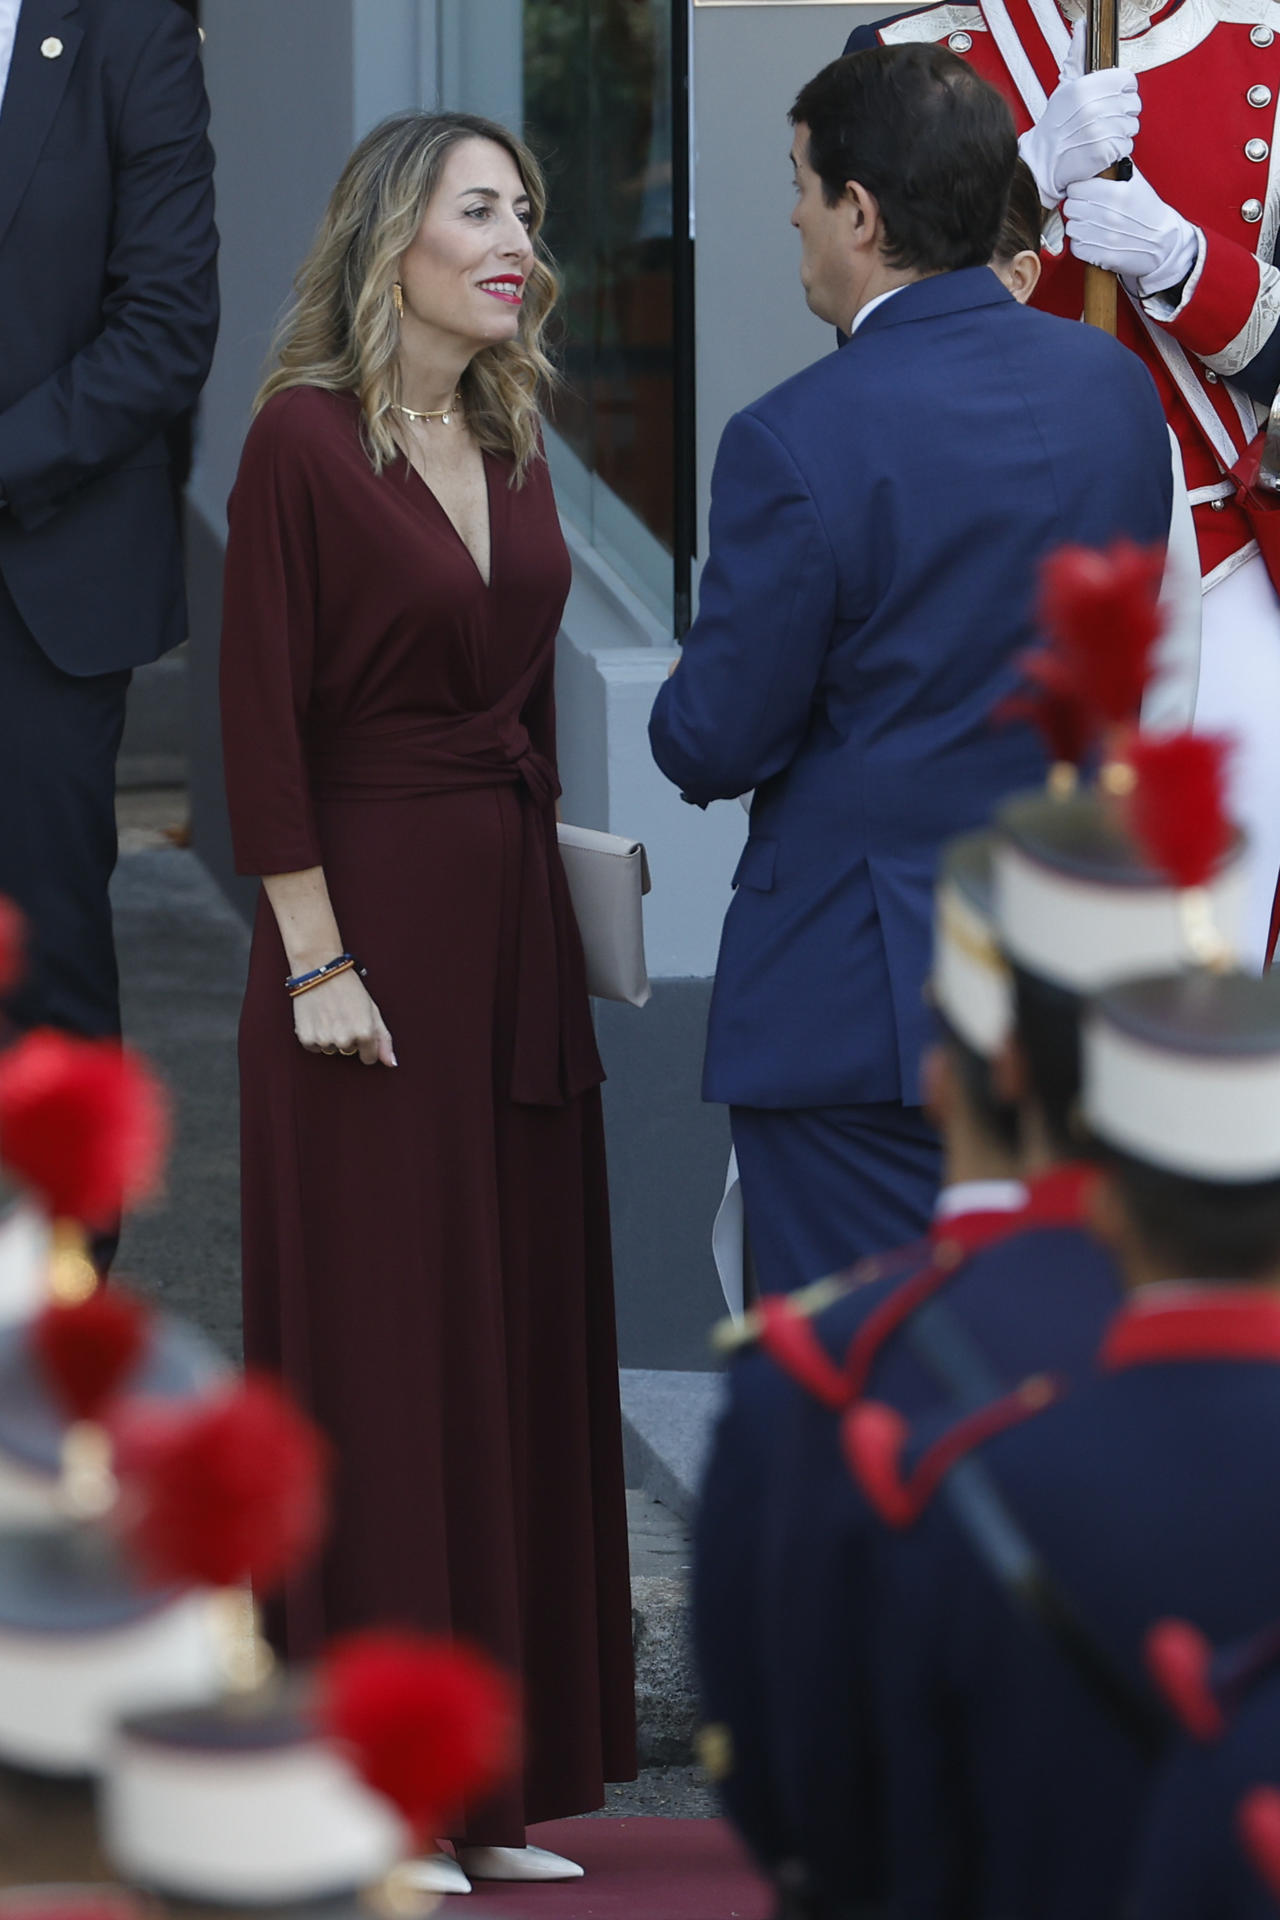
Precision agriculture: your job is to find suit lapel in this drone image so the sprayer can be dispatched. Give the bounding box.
[0,0,83,256]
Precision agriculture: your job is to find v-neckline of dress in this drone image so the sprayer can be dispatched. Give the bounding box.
[404,445,496,592]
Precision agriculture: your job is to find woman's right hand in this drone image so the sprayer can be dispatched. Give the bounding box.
[292,970,397,1066]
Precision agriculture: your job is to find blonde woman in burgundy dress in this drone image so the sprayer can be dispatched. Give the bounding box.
[219,111,635,1893]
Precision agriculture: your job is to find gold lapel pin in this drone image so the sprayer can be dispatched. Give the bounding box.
[40,36,64,58]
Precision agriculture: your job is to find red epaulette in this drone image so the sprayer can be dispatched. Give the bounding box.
[753,1240,929,1411]
[839,1164,1095,1407]
[1145,1619,1226,1741]
[842,1373,1063,1528]
[755,1168,1096,1414]
[1239,1788,1280,1900]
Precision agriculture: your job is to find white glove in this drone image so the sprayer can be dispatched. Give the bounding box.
[1019,18,1141,206]
[1064,168,1200,296]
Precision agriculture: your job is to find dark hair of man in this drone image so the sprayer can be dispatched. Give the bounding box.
[1096,1147,1280,1281]
[992,157,1043,265]
[935,1014,1021,1156]
[790,45,1018,276]
[1010,965,1084,1160]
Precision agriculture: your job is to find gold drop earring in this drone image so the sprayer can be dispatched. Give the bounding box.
[392,281,404,318]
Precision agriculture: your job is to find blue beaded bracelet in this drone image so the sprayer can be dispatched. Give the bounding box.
[285,952,356,994]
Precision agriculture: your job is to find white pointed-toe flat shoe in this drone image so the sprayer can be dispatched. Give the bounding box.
[455,1845,584,1882]
[400,1851,473,1895]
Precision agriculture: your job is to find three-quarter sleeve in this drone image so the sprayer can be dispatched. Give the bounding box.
[220,394,324,876]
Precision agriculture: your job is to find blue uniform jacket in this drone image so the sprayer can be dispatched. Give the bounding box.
[1131,1642,1280,1919]
[693,1209,1120,1913]
[649,269,1172,1109]
[870,1293,1280,1920]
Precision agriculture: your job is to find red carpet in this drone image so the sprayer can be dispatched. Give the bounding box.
[465,1817,773,1918]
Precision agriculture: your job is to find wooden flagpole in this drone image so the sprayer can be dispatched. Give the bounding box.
[1082,0,1121,334]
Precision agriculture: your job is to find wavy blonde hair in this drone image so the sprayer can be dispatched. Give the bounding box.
[255,110,557,483]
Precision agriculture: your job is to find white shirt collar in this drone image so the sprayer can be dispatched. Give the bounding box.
[846,284,907,338]
[0,0,24,120]
[933,1179,1027,1221]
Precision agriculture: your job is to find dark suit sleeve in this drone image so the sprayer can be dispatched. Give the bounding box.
[649,410,838,805]
[0,4,219,527]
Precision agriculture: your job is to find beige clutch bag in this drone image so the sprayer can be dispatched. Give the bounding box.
[556,822,652,1008]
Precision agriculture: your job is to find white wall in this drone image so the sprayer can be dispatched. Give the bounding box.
[692,2,892,554]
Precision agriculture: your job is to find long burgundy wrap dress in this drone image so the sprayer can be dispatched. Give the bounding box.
[219,386,636,1840]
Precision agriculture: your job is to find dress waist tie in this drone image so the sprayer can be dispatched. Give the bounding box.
[306,710,603,1108]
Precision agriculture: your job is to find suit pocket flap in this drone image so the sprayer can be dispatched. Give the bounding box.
[731,837,777,892]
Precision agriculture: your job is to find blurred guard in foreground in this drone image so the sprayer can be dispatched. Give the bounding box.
[694,753,1246,1917]
[860,957,1280,1919]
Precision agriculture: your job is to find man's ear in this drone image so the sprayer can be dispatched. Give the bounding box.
[1005,247,1043,303]
[845,179,882,247]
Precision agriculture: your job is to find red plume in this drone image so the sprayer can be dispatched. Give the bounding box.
[1126,733,1234,890]
[1239,1786,1280,1899]
[114,1374,328,1593]
[841,1401,913,1528]
[1037,540,1165,725]
[0,896,25,999]
[0,1031,169,1226]
[1144,1618,1225,1741]
[30,1288,152,1424]
[999,644,1097,768]
[317,1631,520,1838]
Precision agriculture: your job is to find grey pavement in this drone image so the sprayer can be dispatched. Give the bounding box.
[109,821,708,1804]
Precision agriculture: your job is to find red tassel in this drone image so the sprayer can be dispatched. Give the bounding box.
[317,1630,520,1839]
[842,1401,914,1527]
[0,1031,169,1227]
[114,1374,328,1593]
[999,643,1098,768]
[1239,1786,1280,1899]
[1144,1618,1225,1741]
[1126,733,1234,890]
[1038,540,1165,725]
[30,1288,152,1424]
[0,896,25,1000]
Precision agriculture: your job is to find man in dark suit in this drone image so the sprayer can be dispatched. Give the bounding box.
[0,0,218,1041]
[648,44,1172,1293]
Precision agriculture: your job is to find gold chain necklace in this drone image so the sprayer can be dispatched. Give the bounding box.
[397,391,462,426]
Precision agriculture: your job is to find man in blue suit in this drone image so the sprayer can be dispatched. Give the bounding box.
[648,43,1173,1292]
[0,0,218,1042]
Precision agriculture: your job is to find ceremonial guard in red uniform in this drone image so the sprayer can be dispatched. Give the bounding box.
[846,0,1280,963]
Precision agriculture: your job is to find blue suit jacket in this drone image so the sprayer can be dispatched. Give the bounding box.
[0,0,218,674]
[650,269,1172,1109]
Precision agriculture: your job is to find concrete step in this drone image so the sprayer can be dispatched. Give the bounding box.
[628,1489,698,1766]
[621,1367,723,1523]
